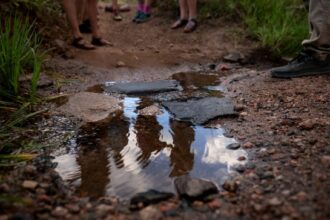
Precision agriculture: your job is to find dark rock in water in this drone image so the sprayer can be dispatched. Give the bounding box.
[174,176,219,201]
[162,97,237,124]
[130,190,174,209]
[105,80,181,94]
[226,143,241,150]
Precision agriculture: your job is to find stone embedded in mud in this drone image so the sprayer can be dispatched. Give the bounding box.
[56,92,121,123]
[162,97,237,124]
[222,180,238,193]
[139,206,163,220]
[174,176,219,200]
[130,190,174,209]
[226,143,241,150]
[22,180,38,190]
[105,80,181,94]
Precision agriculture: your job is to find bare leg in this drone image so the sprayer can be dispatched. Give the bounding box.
[179,0,188,20]
[112,0,119,11]
[86,0,100,38]
[76,0,87,23]
[187,0,197,20]
[62,0,82,38]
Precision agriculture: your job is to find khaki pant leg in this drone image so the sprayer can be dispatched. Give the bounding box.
[302,0,330,55]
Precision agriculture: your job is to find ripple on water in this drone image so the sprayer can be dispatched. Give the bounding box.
[54,97,247,200]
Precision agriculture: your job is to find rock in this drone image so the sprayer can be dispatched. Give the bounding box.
[139,105,162,116]
[226,143,241,150]
[268,197,282,206]
[105,80,181,94]
[130,190,174,209]
[0,183,10,193]
[22,180,38,190]
[242,142,254,149]
[66,204,80,214]
[116,61,126,68]
[321,155,330,167]
[234,104,245,111]
[208,199,221,209]
[96,204,114,217]
[222,180,238,192]
[223,52,244,63]
[37,74,54,88]
[139,206,162,220]
[234,165,246,173]
[162,97,237,125]
[174,176,219,200]
[54,39,68,51]
[24,165,37,175]
[51,207,68,217]
[238,156,246,161]
[57,92,121,123]
[298,119,316,130]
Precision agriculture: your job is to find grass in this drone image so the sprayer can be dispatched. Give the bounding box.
[0,16,45,167]
[0,16,43,101]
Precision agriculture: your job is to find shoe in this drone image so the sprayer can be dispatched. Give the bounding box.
[183,19,198,33]
[171,19,188,29]
[72,37,95,50]
[271,50,330,78]
[135,12,150,23]
[132,11,143,22]
[112,10,123,21]
[91,37,111,46]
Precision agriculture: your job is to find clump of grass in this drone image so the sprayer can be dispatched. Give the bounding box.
[0,16,43,101]
[236,0,308,56]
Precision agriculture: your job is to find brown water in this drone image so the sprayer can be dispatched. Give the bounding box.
[54,96,247,200]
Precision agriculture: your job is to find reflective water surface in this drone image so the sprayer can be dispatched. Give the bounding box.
[54,96,247,200]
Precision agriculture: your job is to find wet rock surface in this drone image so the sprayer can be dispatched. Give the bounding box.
[56,92,121,122]
[162,97,237,124]
[174,176,219,200]
[105,80,181,94]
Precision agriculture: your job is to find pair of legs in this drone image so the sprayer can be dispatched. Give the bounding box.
[271,0,330,78]
[133,0,152,23]
[171,0,197,33]
[62,0,109,49]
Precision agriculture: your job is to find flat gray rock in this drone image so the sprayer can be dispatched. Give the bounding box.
[174,176,219,200]
[162,97,237,124]
[105,80,181,94]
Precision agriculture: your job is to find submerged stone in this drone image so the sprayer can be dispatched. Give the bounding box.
[162,97,237,124]
[130,190,174,209]
[174,176,219,201]
[105,80,181,94]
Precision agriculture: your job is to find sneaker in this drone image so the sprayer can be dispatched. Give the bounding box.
[132,11,143,22]
[135,12,150,23]
[271,50,330,78]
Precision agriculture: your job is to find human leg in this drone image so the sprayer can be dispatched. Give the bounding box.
[171,0,188,29]
[184,0,198,33]
[271,0,330,78]
[86,0,110,46]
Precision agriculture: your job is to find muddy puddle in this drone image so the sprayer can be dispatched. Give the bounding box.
[53,72,247,200]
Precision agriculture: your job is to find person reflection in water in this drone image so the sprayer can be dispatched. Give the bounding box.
[77,123,110,198]
[169,120,195,177]
[135,114,167,167]
[77,112,129,197]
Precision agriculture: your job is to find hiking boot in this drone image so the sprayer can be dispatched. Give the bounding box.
[271,50,330,78]
[135,12,150,23]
